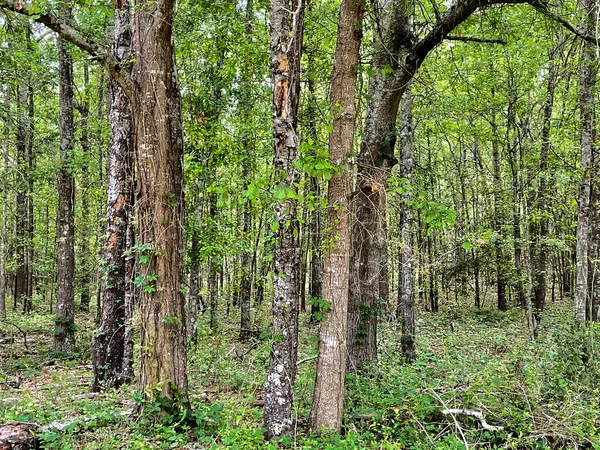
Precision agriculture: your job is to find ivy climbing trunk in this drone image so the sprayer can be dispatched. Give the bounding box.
[90,0,134,392]
[131,0,189,408]
[264,0,305,439]
[310,0,363,434]
[53,7,76,355]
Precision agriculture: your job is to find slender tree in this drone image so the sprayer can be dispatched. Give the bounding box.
[263,0,305,438]
[53,7,76,355]
[90,0,134,392]
[310,0,363,433]
[398,87,415,362]
[574,0,597,324]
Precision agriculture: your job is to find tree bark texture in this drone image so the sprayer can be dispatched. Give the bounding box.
[91,1,134,392]
[78,63,92,312]
[397,87,415,362]
[575,0,597,324]
[264,0,305,438]
[310,0,363,434]
[53,7,76,355]
[131,0,189,408]
[347,0,411,368]
[15,83,30,312]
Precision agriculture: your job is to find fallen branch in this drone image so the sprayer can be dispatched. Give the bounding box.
[441,408,504,432]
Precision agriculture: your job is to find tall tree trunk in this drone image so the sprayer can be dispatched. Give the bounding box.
[491,109,507,311]
[53,7,76,355]
[79,63,92,311]
[310,0,363,434]
[239,180,252,340]
[208,196,219,332]
[397,87,415,362]
[0,85,8,319]
[90,1,134,391]
[132,0,189,408]
[26,80,34,304]
[15,79,29,311]
[239,0,254,341]
[264,0,305,438]
[347,0,411,367]
[532,48,557,320]
[575,0,597,324]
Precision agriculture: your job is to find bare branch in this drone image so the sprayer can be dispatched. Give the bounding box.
[446,35,506,44]
[0,0,132,96]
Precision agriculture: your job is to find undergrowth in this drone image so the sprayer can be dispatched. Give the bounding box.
[1,301,599,448]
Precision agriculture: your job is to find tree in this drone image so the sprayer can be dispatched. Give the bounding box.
[397,87,415,362]
[310,0,364,433]
[574,0,597,324]
[264,0,305,438]
[90,0,135,392]
[53,6,76,355]
[0,0,190,409]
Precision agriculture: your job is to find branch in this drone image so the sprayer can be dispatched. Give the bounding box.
[0,0,132,96]
[525,0,598,45]
[442,409,504,432]
[446,35,506,44]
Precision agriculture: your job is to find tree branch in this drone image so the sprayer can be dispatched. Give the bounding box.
[0,0,132,96]
[446,35,506,44]
[525,0,598,45]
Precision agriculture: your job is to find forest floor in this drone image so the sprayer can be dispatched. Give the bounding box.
[1,300,599,449]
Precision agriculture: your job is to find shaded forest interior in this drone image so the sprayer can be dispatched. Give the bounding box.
[1,0,600,448]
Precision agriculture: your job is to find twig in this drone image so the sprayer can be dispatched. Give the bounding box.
[296,354,318,366]
[446,36,506,45]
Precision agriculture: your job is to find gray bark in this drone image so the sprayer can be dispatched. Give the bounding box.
[575,0,597,324]
[397,87,415,362]
[264,0,305,438]
[90,0,135,391]
[53,7,76,355]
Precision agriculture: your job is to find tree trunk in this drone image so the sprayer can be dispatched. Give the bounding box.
[264,0,305,438]
[0,85,8,319]
[131,0,189,409]
[15,80,29,312]
[310,0,363,434]
[347,0,411,368]
[187,183,202,343]
[532,48,557,320]
[53,7,76,355]
[90,1,134,392]
[575,0,597,324]
[491,109,507,311]
[397,87,415,362]
[239,185,252,340]
[78,63,92,312]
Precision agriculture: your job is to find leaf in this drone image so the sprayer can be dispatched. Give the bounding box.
[462,241,473,252]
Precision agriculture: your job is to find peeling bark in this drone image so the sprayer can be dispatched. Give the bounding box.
[90,0,135,392]
[264,0,305,438]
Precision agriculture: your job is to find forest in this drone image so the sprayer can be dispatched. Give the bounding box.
[0,0,599,448]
